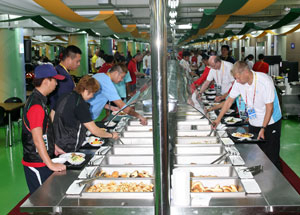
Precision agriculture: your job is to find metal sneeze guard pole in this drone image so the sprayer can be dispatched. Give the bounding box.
[150,0,170,214]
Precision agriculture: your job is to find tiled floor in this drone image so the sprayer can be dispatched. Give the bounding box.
[0,118,300,214]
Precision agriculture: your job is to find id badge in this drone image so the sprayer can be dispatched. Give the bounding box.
[246,107,256,120]
[216,84,222,96]
[42,134,49,150]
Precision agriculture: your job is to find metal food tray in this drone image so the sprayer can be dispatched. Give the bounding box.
[125,125,153,131]
[177,130,213,137]
[174,155,231,165]
[177,115,205,120]
[101,155,153,165]
[109,145,153,155]
[190,178,245,198]
[81,179,154,199]
[118,137,153,145]
[174,165,238,178]
[175,144,225,154]
[177,120,209,125]
[176,137,219,144]
[122,131,152,138]
[177,125,211,130]
[129,119,153,126]
[91,166,154,179]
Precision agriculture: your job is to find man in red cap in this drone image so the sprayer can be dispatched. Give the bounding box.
[22,64,66,194]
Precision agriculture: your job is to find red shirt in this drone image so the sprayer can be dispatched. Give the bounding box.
[128,59,137,85]
[193,66,211,86]
[191,56,197,65]
[253,61,269,74]
[22,104,46,167]
[98,63,113,73]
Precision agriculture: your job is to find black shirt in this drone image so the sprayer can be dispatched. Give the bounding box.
[220,55,235,64]
[53,91,92,152]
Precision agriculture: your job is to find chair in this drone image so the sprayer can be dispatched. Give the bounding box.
[0,107,9,146]
[4,97,23,144]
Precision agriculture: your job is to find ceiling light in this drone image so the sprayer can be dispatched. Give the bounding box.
[198,8,204,12]
[113,34,119,39]
[169,11,177,18]
[284,7,291,12]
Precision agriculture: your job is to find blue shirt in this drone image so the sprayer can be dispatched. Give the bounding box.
[113,72,132,98]
[49,64,75,110]
[88,73,121,120]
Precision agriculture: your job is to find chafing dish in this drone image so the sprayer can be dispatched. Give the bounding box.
[109,145,153,155]
[91,166,154,179]
[81,179,154,199]
[174,155,231,165]
[175,144,225,154]
[175,165,238,178]
[118,137,153,145]
[125,125,153,131]
[101,155,153,165]
[176,137,219,144]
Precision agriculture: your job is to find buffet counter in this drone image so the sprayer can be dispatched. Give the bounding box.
[20,104,300,214]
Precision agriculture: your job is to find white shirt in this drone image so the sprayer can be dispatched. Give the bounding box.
[246,60,254,70]
[95,57,105,68]
[179,59,192,73]
[229,71,282,127]
[143,55,151,69]
[206,60,234,95]
[197,55,203,68]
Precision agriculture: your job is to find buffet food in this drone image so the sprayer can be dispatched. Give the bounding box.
[224,117,242,124]
[87,181,154,192]
[232,132,254,138]
[90,138,104,146]
[68,153,85,165]
[97,170,152,178]
[191,181,238,193]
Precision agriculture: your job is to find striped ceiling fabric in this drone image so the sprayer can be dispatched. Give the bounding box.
[33,0,146,40]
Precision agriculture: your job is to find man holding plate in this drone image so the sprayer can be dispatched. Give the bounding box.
[213,61,282,170]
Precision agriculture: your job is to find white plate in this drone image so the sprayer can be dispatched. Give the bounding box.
[66,180,84,195]
[52,157,67,164]
[112,111,128,116]
[224,117,242,124]
[207,95,216,100]
[225,109,235,115]
[59,152,86,159]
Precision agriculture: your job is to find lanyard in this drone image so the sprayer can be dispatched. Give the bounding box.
[59,63,68,73]
[245,72,257,107]
[216,61,224,85]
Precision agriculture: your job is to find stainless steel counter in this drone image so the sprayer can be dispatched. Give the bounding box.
[21,143,300,214]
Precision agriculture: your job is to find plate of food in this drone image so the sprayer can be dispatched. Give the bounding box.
[104,121,117,127]
[112,111,128,116]
[232,132,254,138]
[224,117,242,125]
[59,152,86,159]
[67,153,85,165]
[88,136,105,147]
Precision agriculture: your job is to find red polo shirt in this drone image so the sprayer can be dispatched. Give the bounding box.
[128,59,137,85]
[253,61,269,74]
[98,63,113,73]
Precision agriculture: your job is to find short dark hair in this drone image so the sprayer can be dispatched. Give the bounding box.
[75,75,100,94]
[108,65,125,74]
[221,45,230,51]
[258,54,264,60]
[32,77,53,87]
[104,55,114,63]
[201,54,209,61]
[62,45,82,61]
[182,51,190,57]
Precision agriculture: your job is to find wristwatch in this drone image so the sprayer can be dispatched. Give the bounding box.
[261,126,266,130]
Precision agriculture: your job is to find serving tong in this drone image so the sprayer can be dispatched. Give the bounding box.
[242,165,263,176]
